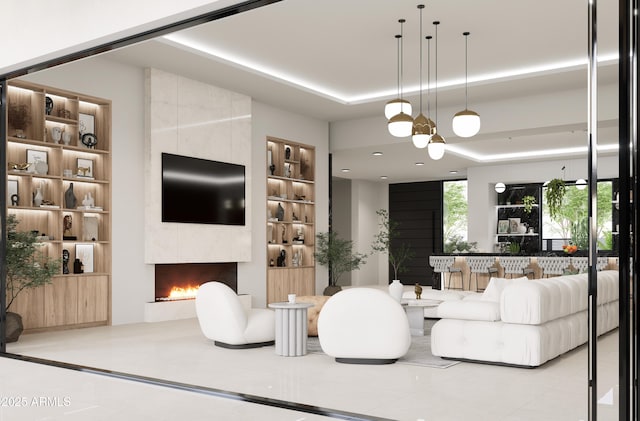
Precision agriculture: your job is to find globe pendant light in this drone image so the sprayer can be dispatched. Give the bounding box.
[412,4,432,148]
[427,21,446,160]
[387,19,413,137]
[452,32,481,137]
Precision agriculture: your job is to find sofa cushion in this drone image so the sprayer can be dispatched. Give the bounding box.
[437,300,501,321]
[296,295,330,336]
[500,270,619,325]
[481,276,528,302]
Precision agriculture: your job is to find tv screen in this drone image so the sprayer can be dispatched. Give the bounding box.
[162,153,245,225]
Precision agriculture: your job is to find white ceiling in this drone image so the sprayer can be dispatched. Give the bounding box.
[104,0,621,182]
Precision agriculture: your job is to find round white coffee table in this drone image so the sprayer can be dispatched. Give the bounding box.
[401,299,441,336]
[268,302,314,356]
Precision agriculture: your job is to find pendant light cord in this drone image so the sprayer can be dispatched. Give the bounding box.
[418,5,424,113]
[426,35,431,118]
[399,19,405,102]
[464,32,470,110]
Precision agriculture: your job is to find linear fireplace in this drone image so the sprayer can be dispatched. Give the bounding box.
[154,262,237,302]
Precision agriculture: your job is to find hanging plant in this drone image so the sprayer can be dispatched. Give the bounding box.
[522,195,536,214]
[545,178,566,221]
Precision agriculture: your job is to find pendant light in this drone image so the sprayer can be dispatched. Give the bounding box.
[411,4,432,149]
[452,32,481,137]
[387,19,413,138]
[428,21,446,160]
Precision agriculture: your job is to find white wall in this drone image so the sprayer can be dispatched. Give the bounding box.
[1,0,244,75]
[348,180,388,286]
[467,155,619,252]
[245,101,329,307]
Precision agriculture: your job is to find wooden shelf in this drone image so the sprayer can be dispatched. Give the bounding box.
[266,137,316,304]
[6,80,112,332]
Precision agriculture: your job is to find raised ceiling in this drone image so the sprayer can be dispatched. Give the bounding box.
[105,0,620,182]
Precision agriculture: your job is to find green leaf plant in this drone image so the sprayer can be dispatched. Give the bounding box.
[371,209,414,281]
[5,214,60,311]
[314,231,367,287]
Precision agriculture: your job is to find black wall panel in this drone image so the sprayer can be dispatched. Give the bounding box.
[389,181,443,286]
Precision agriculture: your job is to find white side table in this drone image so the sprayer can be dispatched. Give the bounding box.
[268,302,314,356]
[401,299,441,336]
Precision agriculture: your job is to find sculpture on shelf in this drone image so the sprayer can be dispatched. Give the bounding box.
[285,146,291,159]
[415,283,423,300]
[64,183,77,209]
[276,203,285,221]
[277,250,286,267]
[82,192,95,208]
[281,225,287,244]
[62,249,70,274]
[63,215,76,240]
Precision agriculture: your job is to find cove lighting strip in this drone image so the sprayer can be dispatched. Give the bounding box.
[162,33,619,105]
[446,143,619,163]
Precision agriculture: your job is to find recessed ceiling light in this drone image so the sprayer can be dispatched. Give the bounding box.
[380,176,388,180]
[372,151,383,156]
[415,162,425,166]
[341,168,350,173]
[449,170,458,174]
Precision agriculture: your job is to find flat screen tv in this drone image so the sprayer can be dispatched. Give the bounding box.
[162,153,245,225]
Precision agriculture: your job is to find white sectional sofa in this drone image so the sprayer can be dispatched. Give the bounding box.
[430,271,619,367]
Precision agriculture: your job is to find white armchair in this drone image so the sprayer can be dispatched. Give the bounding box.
[317,288,411,364]
[195,282,275,349]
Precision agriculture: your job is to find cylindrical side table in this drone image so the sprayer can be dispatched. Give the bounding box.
[268,302,313,356]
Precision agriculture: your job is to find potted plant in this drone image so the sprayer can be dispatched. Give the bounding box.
[371,209,414,301]
[314,231,368,295]
[522,195,536,214]
[4,214,60,342]
[545,178,566,220]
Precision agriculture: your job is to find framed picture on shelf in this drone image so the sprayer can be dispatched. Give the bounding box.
[26,149,47,165]
[75,244,94,273]
[497,219,509,234]
[78,113,95,146]
[77,158,94,178]
[7,179,18,206]
[509,218,521,234]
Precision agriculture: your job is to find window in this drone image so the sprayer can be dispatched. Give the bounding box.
[541,180,613,251]
[443,180,470,252]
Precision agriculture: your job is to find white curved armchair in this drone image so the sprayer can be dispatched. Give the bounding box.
[317,288,411,364]
[195,282,275,349]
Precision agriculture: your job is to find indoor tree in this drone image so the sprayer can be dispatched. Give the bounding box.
[4,214,60,341]
[371,209,413,281]
[314,231,367,295]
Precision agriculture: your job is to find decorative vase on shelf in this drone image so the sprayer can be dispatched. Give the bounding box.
[33,187,43,207]
[65,183,77,209]
[389,279,403,303]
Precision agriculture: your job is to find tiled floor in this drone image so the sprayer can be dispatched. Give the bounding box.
[5,318,619,421]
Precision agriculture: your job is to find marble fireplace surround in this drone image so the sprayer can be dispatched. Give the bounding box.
[144,68,252,265]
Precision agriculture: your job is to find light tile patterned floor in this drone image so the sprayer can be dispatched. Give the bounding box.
[6,318,619,420]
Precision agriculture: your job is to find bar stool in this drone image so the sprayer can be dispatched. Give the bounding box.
[466,256,498,292]
[499,256,534,279]
[570,256,610,273]
[536,256,570,278]
[429,256,463,290]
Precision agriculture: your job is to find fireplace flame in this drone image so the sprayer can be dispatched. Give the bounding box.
[166,284,200,301]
